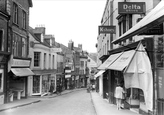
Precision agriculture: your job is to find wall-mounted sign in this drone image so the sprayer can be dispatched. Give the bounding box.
[118,2,145,14]
[139,24,163,35]
[12,59,31,67]
[50,48,62,53]
[98,26,116,34]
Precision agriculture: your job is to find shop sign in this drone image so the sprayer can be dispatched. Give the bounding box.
[50,48,62,53]
[65,75,71,78]
[139,24,163,35]
[65,70,71,73]
[118,2,145,14]
[98,26,116,34]
[12,59,31,67]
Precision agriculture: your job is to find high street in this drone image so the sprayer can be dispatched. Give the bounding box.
[0,89,96,115]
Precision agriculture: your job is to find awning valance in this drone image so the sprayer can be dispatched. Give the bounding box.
[94,70,105,78]
[112,1,164,44]
[98,52,123,70]
[107,50,135,71]
[11,68,34,77]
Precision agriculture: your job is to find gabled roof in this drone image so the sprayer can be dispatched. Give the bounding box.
[29,26,50,48]
[88,53,97,62]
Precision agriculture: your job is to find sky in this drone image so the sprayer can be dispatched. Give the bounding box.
[29,0,106,53]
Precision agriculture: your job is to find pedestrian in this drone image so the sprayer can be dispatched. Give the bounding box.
[92,84,95,91]
[114,83,125,110]
[49,82,54,95]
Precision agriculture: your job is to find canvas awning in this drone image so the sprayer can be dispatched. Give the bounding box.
[94,70,105,78]
[107,50,135,71]
[11,68,34,76]
[98,52,123,70]
[112,0,164,44]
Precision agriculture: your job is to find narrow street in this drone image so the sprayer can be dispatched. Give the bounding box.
[1,89,96,115]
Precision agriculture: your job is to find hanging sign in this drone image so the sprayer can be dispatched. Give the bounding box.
[98,26,116,34]
[118,2,145,14]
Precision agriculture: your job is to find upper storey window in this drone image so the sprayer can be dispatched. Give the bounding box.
[13,2,18,25]
[22,10,27,29]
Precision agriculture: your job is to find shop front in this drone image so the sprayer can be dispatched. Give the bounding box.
[8,58,34,101]
[31,70,56,96]
[0,55,9,104]
[0,10,10,104]
[111,1,164,114]
[97,52,123,101]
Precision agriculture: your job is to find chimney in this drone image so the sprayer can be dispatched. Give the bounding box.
[35,25,46,35]
[78,44,82,50]
[68,40,74,50]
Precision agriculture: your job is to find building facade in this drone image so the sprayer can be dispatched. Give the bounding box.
[0,0,10,104]
[6,0,33,103]
[28,26,57,96]
[97,0,163,115]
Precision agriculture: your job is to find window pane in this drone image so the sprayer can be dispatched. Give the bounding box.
[0,30,4,51]
[22,38,27,57]
[34,52,40,67]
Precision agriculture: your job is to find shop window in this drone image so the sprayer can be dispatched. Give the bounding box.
[0,30,4,51]
[42,75,49,93]
[155,37,164,68]
[33,75,40,94]
[34,52,40,67]
[80,61,84,68]
[0,73,3,92]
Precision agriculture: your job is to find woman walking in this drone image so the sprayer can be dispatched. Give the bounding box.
[114,84,125,110]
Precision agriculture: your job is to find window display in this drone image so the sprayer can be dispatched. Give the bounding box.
[33,75,40,94]
[155,37,164,68]
[42,75,49,93]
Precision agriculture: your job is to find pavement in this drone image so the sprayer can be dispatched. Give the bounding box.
[90,91,140,115]
[0,88,140,115]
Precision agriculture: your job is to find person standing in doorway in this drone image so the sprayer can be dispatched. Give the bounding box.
[115,84,125,110]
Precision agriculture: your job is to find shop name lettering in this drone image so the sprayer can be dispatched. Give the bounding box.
[12,60,30,66]
[100,27,115,33]
[123,4,141,12]
[119,57,129,62]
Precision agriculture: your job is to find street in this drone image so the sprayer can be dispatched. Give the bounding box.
[1,89,96,115]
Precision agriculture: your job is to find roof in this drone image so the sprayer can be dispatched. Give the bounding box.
[88,53,98,62]
[29,26,51,48]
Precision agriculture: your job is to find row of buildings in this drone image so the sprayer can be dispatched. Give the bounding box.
[95,0,164,115]
[0,0,98,105]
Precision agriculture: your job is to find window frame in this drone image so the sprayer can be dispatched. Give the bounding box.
[0,30,4,51]
[0,69,4,92]
[13,2,18,25]
[34,52,41,67]
[22,10,26,29]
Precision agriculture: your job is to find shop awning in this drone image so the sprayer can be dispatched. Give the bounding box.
[107,50,135,71]
[112,0,164,44]
[11,68,34,77]
[94,70,105,78]
[98,52,123,70]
